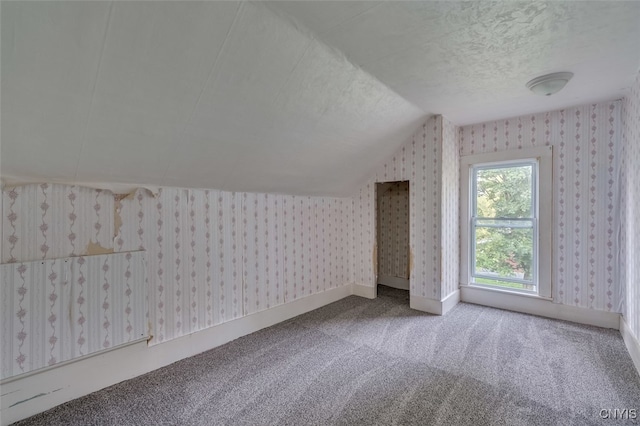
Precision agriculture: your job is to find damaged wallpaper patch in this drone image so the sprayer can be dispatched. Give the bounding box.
[1,184,353,358]
[1,252,147,380]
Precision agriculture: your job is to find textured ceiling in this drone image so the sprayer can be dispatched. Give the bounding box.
[2,1,640,196]
[270,1,640,125]
[1,1,424,196]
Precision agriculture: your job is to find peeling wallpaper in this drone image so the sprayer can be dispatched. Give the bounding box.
[2,184,353,352]
[1,252,147,379]
[377,182,410,280]
[2,185,115,263]
[622,70,640,341]
[460,100,621,313]
[352,115,459,301]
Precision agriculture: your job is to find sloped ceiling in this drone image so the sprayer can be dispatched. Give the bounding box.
[0,1,424,196]
[270,1,640,125]
[2,1,640,196]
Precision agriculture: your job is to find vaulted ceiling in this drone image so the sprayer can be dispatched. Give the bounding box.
[2,1,639,196]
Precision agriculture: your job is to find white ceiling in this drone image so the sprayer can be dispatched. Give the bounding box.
[2,1,639,196]
[0,1,424,196]
[269,1,640,125]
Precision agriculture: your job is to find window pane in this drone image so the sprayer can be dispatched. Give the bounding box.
[474,225,533,282]
[476,165,533,218]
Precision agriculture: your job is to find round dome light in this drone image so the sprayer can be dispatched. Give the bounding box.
[526,72,573,96]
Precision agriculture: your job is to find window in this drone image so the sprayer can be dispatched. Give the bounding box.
[461,147,552,299]
[472,161,536,292]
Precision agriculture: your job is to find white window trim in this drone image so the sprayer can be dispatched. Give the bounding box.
[460,146,553,300]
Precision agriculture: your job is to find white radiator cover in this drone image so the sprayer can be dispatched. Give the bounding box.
[1,251,148,380]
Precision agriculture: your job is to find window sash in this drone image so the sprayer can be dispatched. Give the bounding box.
[470,160,539,291]
[470,223,537,286]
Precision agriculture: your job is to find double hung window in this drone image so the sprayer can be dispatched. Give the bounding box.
[461,147,552,298]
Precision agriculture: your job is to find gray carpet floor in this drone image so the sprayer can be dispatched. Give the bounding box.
[14,286,640,425]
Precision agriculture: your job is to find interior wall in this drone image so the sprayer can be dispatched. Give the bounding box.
[1,184,353,348]
[441,119,460,299]
[1,251,148,380]
[377,182,410,281]
[352,115,459,302]
[460,100,622,313]
[2,185,115,263]
[622,70,640,341]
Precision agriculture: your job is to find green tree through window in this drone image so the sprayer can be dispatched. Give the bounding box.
[473,164,534,288]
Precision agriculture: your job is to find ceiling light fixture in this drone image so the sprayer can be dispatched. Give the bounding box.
[526,72,573,96]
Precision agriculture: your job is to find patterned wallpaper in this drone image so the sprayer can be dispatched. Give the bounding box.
[377,182,410,280]
[441,119,460,299]
[2,184,353,349]
[460,100,621,313]
[622,70,640,340]
[352,115,459,302]
[2,184,114,263]
[2,92,634,378]
[1,252,148,379]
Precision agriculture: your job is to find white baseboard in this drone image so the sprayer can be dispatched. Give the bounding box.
[410,294,442,315]
[377,275,409,290]
[460,285,620,330]
[620,316,640,378]
[352,283,376,299]
[0,284,353,426]
[5,281,625,425]
[441,290,461,315]
[409,290,461,316]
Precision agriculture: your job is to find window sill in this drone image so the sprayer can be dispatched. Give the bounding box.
[460,283,553,301]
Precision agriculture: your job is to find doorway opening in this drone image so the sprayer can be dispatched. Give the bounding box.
[376,181,410,300]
